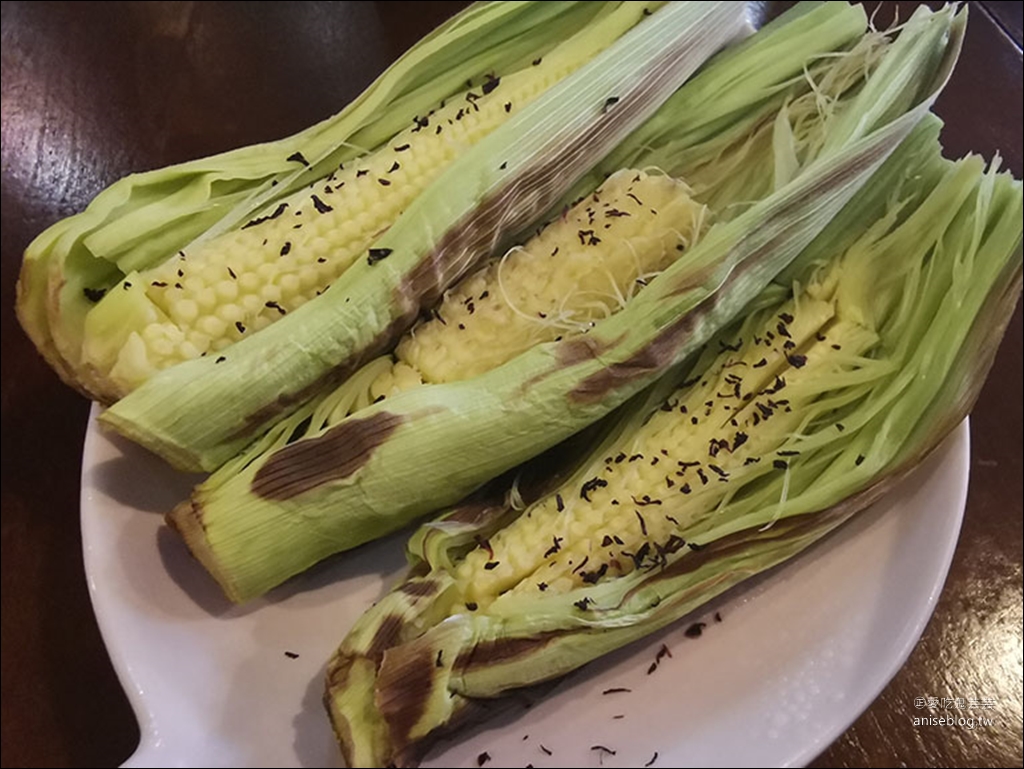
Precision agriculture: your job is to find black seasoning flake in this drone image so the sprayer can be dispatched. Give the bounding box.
[317,257,327,264]
[458,323,466,330]
[499,161,507,170]
[543,536,563,558]
[265,301,286,315]
[635,511,648,537]
[787,353,808,368]
[465,602,478,611]
[537,582,548,591]
[378,178,391,186]
[174,282,183,289]
[367,248,393,265]
[602,687,632,695]
[227,267,237,280]
[836,423,846,432]
[680,483,691,495]
[151,281,168,288]
[574,598,591,611]
[532,57,542,66]
[777,450,800,457]
[311,194,333,214]
[435,124,443,135]
[714,611,723,623]
[647,662,659,675]
[215,356,226,364]
[280,242,292,257]
[645,751,659,767]
[356,169,368,177]
[123,282,132,290]
[235,321,246,334]
[773,459,788,470]
[779,312,795,324]
[776,321,791,339]
[697,468,709,486]
[555,494,564,512]
[477,751,491,766]
[602,96,620,113]
[613,535,624,546]
[540,744,552,756]
[481,75,500,94]
[286,151,309,166]
[687,541,704,551]
[685,622,707,639]
[580,477,608,501]
[832,344,843,350]
[591,745,617,756]
[571,556,589,574]
[284,650,300,659]
[708,464,728,478]
[83,287,107,302]
[388,161,400,173]
[484,561,500,570]
[504,101,512,113]
[856,454,865,466]
[394,143,410,152]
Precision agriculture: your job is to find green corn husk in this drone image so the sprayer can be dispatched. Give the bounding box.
[102,1,751,471]
[323,124,1023,769]
[163,5,966,604]
[16,1,653,398]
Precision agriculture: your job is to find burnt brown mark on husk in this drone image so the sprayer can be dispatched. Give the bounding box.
[367,614,406,664]
[454,631,563,672]
[251,411,403,500]
[569,138,892,403]
[399,580,441,597]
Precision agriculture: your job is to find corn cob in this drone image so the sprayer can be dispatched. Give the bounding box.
[372,168,707,398]
[324,131,1023,767]
[16,1,653,400]
[77,3,663,400]
[103,1,751,471]
[164,4,963,603]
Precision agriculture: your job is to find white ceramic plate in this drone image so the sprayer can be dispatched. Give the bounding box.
[82,404,967,768]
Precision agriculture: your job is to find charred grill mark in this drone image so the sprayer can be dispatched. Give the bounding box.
[454,631,563,672]
[366,614,405,664]
[398,580,441,598]
[376,641,439,757]
[252,412,404,499]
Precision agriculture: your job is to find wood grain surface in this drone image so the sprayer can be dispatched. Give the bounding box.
[1,3,1020,767]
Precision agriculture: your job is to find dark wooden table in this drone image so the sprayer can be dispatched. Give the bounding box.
[2,2,1020,767]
